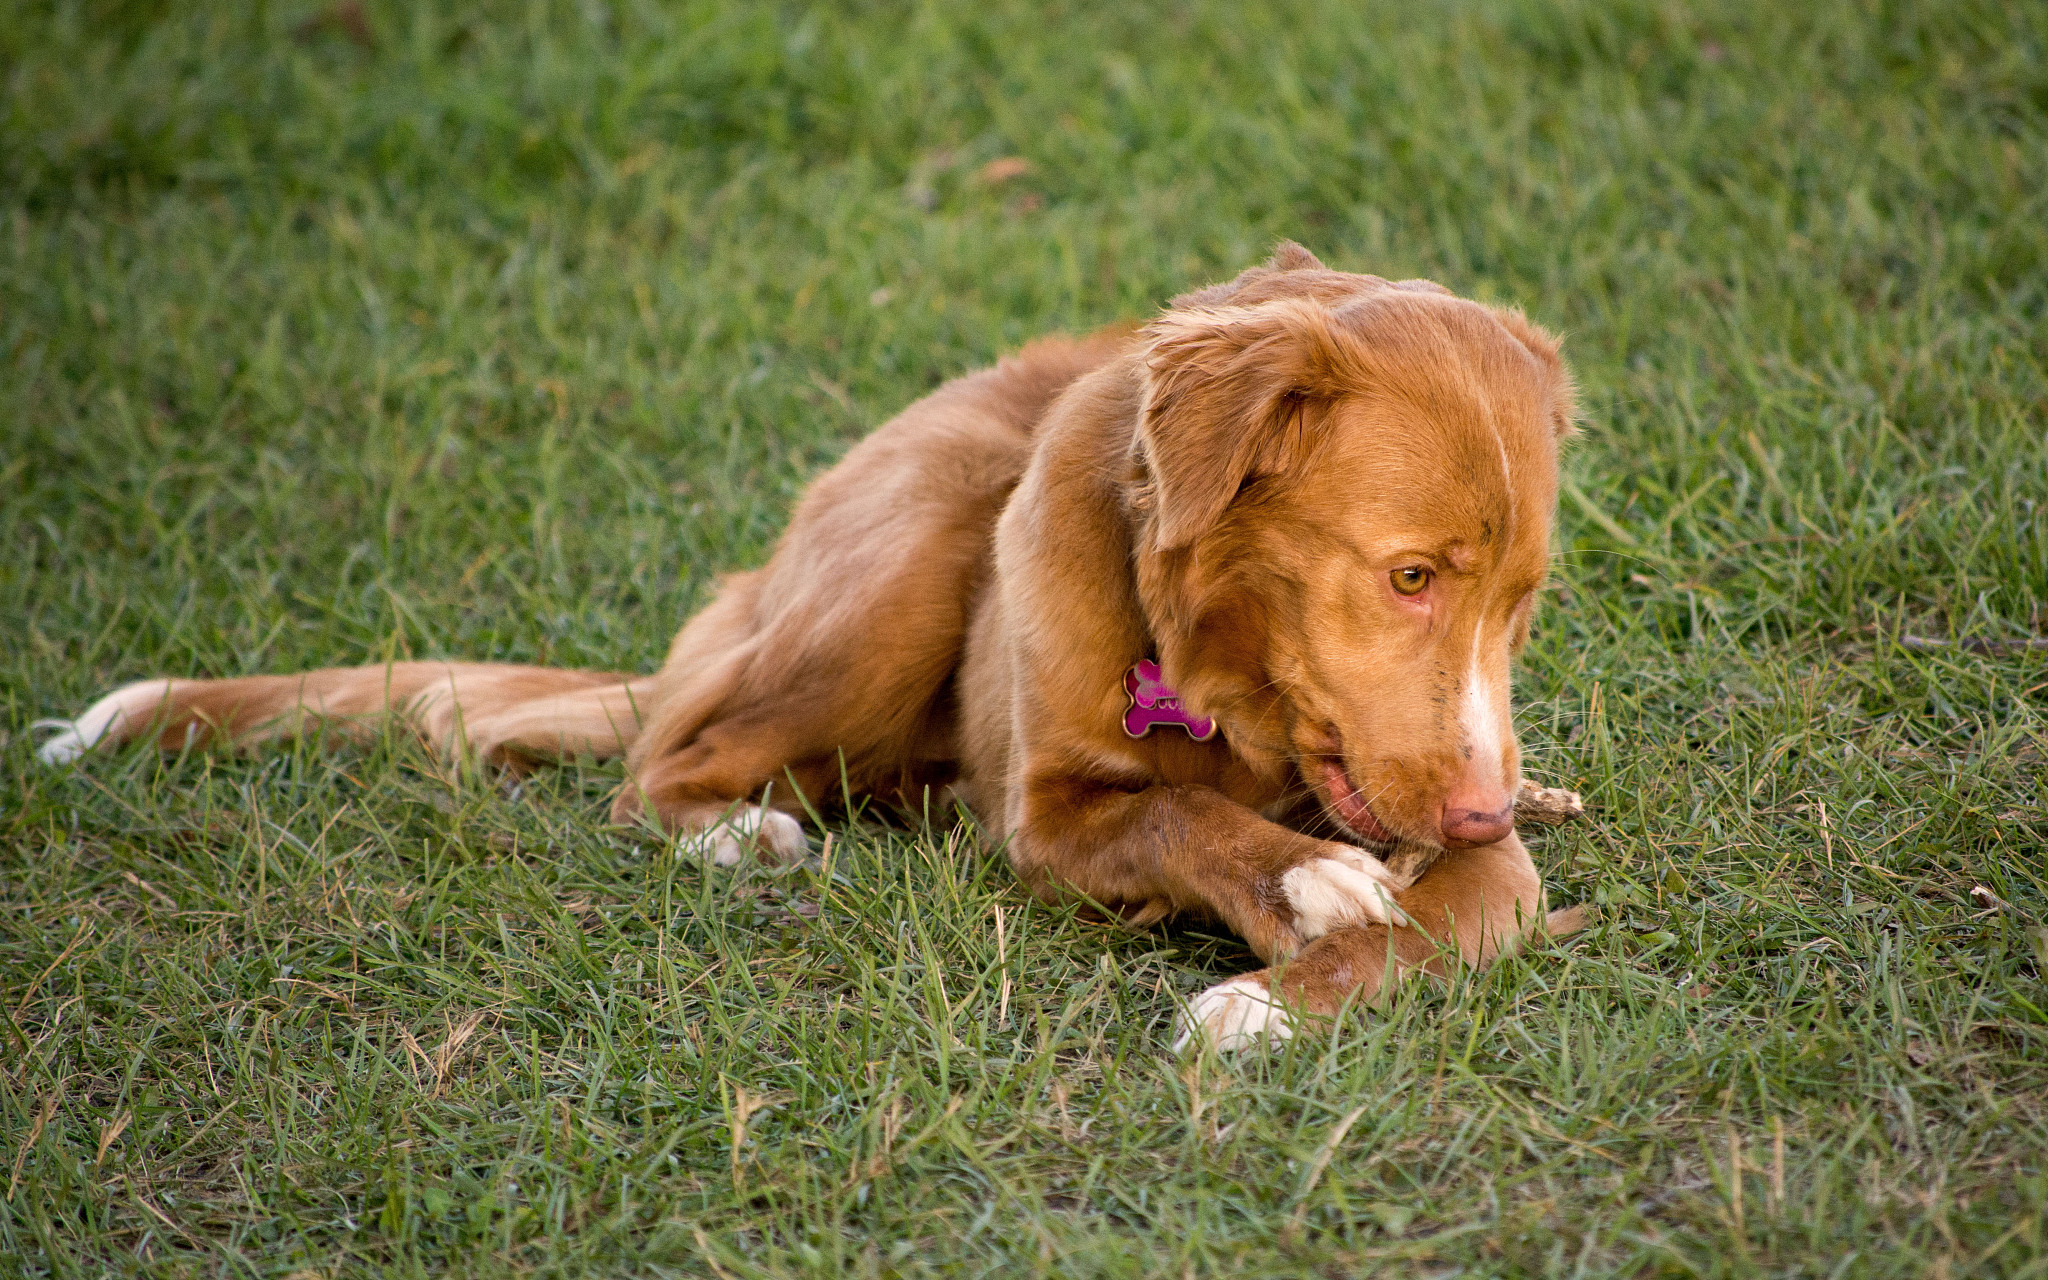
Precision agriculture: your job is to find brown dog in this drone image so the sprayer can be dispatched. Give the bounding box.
[38,244,1578,1049]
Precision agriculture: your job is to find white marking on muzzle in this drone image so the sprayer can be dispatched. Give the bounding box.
[1460,625,1509,778]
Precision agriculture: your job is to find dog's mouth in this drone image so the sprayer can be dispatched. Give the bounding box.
[1314,751,1397,846]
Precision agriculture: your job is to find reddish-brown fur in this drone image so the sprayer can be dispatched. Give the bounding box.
[44,244,1579,1045]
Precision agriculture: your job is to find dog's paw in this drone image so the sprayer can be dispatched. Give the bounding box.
[1280,845,1408,939]
[1174,977,1295,1053]
[1543,904,1591,937]
[677,805,809,867]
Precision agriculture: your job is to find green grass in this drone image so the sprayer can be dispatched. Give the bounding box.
[4,0,2047,1274]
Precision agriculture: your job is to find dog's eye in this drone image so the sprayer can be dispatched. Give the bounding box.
[1390,567,1432,597]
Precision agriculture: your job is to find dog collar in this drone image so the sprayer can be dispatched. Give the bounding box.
[1122,659,1217,740]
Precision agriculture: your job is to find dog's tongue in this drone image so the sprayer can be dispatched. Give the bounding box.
[1320,758,1395,843]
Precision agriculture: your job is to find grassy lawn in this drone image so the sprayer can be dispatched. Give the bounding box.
[5,0,2047,1274]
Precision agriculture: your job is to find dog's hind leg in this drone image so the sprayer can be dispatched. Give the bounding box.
[607,331,1119,856]
[611,618,960,863]
[1175,834,1549,1051]
[611,711,821,864]
[602,572,809,861]
[611,451,1018,850]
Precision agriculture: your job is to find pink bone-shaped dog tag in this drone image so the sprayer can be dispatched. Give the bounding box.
[1122,659,1218,741]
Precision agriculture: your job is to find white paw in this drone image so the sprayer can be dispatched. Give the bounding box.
[678,806,809,866]
[34,680,185,766]
[1280,845,1408,939]
[1174,977,1295,1052]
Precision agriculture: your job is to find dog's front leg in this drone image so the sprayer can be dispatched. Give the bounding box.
[1009,776,1406,964]
[1177,833,1547,1050]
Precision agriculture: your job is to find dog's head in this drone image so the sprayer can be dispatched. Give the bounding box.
[1132,244,1576,851]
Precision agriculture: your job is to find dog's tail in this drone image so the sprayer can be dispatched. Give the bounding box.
[35,662,656,770]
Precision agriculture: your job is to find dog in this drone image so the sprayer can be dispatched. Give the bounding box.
[37,243,1580,1049]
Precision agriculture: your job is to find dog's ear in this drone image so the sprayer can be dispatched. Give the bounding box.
[1485,305,1580,439]
[1171,241,1327,308]
[1137,299,1350,551]
[1264,240,1324,272]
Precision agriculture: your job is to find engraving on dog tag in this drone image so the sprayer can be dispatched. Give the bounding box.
[1122,659,1218,741]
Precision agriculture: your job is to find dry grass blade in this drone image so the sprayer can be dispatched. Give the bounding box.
[95,1110,133,1167]
[8,1092,61,1200]
[13,922,94,1024]
[1286,1105,1371,1237]
[434,1013,488,1086]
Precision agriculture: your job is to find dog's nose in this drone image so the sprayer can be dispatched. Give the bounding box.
[1439,794,1514,848]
